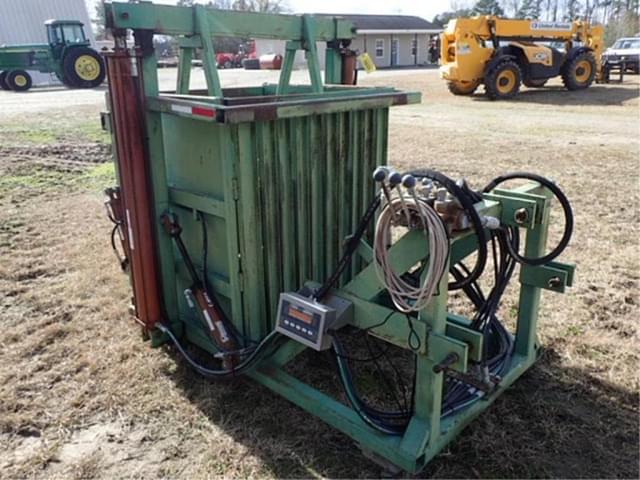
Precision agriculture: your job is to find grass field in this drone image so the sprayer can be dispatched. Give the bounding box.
[0,71,638,479]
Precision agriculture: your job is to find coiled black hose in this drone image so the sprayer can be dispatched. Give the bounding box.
[483,172,573,266]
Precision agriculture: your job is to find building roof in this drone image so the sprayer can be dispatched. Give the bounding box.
[317,14,442,33]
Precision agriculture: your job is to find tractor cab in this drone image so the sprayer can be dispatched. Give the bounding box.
[45,20,90,59]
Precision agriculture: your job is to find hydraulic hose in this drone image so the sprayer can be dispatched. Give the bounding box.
[314,195,381,301]
[332,337,408,435]
[483,172,573,266]
[157,324,282,379]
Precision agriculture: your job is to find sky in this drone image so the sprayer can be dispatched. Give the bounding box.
[86,0,453,23]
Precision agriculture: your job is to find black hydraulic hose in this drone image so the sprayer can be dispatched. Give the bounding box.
[406,169,488,290]
[109,224,127,270]
[482,172,573,266]
[157,324,281,379]
[332,337,407,435]
[315,195,381,301]
[200,214,255,348]
[200,213,210,292]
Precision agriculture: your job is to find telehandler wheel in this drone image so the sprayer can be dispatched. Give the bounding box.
[484,59,522,100]
[63,47,106,88]
[0,71,11,90]
[562,51,596,90]
[447,80,480,95]
[523,78,548,88]
[7,70,32,92]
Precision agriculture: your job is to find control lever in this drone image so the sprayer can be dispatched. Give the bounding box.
[160,212,238,367]
[402,174,425,228]
[373,167,394,206]
[433,352,459,373]
[434,353,498,393]
[389,171,412,225]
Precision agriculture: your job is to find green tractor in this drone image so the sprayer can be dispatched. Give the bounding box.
[0,20,106,92]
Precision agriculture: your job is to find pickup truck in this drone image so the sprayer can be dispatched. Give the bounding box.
[602,37,640,73]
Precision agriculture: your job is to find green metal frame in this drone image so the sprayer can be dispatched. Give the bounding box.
[106,1,353,97]
[104,2,574,474]
[249,184,575,473]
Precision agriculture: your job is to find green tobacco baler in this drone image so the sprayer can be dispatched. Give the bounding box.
[101,1,575,474]
[0,20,105,92]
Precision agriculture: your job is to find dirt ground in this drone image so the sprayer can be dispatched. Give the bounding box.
[0,69,638,479]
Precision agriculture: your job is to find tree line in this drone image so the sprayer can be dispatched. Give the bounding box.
[94,0,637,47]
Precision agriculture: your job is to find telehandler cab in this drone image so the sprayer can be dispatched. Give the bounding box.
[0,20,105,92]
[440,16,604,99]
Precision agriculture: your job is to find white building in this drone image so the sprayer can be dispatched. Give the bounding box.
[0,0,95,86]
[255,14,442,70]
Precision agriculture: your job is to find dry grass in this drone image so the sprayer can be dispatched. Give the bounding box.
[0,74,638,479]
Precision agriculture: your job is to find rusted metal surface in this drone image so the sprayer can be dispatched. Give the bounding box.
[341,50,358,85]
[104,49,164,330]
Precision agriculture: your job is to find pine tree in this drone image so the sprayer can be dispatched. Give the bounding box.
[472,0,506,16]
[516,0,543,18]
[564,0,583,20]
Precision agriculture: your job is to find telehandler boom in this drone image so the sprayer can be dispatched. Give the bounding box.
[440,17,604,99]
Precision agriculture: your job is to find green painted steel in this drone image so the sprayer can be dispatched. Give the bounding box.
[104,1,574,474]
[0,45,61,76]
[156,95,404,340]
[107,2,354,40]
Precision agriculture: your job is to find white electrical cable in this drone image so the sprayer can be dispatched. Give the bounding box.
[373,193,449,313]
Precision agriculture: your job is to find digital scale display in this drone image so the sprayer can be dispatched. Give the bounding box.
[288,306,314,325]
[275,291,351,351]
[279,300,320,343]
[275,292,335,350]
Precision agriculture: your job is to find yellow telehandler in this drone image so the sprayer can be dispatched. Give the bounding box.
[439,16,604,99]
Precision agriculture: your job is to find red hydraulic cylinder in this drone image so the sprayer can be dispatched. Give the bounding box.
[341,49,358,85]
[104,49,164,330]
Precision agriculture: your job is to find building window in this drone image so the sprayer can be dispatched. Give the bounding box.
[375,39,384,58]
[411,38,417,56]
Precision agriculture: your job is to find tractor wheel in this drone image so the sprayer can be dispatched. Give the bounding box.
[523,78,548,88]
[447,80,480,95]
[63,47,106,88]
[7,70,32,92]
[0,71,11,90]
[484,59,522,100]
[55,71,72,87]
[224,60,232,69]
[561,51,596,90]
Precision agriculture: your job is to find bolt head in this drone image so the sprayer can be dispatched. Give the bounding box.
[514,208,529,225]
[548,276,562,288]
